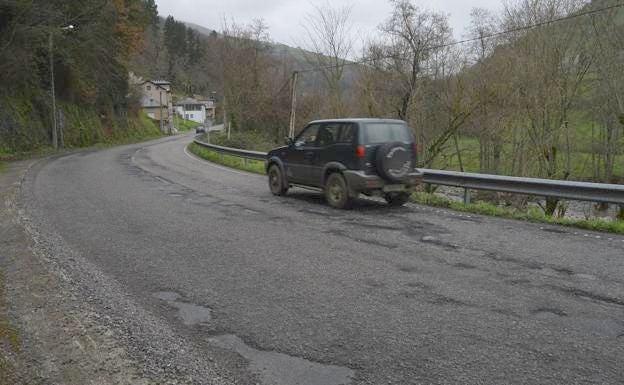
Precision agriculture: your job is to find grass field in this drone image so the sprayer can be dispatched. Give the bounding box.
[434,134,623,182]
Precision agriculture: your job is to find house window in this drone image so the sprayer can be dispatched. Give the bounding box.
[185,114,189,119]
[147,85,151,91]
[190,114,194,118]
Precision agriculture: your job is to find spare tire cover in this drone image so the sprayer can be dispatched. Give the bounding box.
[375,142,412,182]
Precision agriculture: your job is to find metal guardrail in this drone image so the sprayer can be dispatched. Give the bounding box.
[193,139,624,205]
[420,169,624,205]
[194,138,266,160]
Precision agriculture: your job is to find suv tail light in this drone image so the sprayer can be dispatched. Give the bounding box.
[356,145,366,158]
[411,143,418,154]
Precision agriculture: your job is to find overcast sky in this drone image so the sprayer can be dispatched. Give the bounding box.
[155,0,504,53]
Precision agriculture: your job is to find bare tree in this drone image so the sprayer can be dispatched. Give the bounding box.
[587,5,624,183]
[301,3,354,117]
[357,1,479,167]
[463,8,508,174]
[219,19,291,140]
[377,0,452,121]
[502,0,595,215]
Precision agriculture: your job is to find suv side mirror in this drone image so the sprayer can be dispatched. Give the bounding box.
[285,137,294,146]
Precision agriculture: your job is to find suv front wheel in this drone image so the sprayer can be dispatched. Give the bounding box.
[325,173,353,209]
[268,164,288,196]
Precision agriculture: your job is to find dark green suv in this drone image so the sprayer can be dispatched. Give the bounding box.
[266,119,423,209]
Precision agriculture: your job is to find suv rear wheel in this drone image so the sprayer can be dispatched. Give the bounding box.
[268,164,288,196]
[384,192,411,207]
[325,173,353,209]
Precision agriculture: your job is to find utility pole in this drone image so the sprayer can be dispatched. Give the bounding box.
[159,91,164,133]
[49,32,58,150]
[223,94,230,139]
[168,91,172,135]
[48,25,74,150]
[174,103,178,133]
[288,71,299,138]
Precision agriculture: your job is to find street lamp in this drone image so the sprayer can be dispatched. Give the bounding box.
[49,24,75,150]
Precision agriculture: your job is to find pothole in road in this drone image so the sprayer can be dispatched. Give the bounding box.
[573,273,597,281]
[419,235,459,250]
[153,291,212,326]
[541,227,568,234]
[208,334,354,385]
[576,318,624,338]
[532,308,567,320]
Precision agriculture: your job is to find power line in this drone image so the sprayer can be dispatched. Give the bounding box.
[297,1,624,74]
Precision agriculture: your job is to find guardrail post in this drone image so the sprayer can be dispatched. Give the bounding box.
[243,158,248,167]
[463,188,471,205]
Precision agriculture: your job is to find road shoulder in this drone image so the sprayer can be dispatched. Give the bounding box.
[0,160,155,384]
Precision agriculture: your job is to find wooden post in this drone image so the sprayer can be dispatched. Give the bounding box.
[58,109,64,148]
[49,32,58,150]
[159,91,164,133]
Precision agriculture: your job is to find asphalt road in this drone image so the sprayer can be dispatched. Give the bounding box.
[21,133,624,384]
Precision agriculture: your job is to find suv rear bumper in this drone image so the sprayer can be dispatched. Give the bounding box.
[343,170,424,196]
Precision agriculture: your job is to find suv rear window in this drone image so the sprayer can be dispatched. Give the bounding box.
[362,123,412,144]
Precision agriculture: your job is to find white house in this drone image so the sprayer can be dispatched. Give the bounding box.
[175,97,207,124]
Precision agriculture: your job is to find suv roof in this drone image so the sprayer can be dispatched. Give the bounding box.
[307,118,407,125]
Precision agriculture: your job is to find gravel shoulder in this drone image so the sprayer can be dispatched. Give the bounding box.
[0,159,158,384]
[0,151,238,385]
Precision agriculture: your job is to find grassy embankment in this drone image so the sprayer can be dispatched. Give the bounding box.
[176,118,200,132]
[0,97,164,161]
[208,131,278,152]
[412,192,624,234]
[188,142,265,174]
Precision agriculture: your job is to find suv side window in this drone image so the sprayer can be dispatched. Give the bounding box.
[318,123,341,147]
[337,123,355,144]
[295,124,320,147]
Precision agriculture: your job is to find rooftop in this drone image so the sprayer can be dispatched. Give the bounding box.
[175,97,203,105]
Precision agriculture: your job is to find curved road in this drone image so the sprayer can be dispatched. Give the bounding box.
[21,133,624,384]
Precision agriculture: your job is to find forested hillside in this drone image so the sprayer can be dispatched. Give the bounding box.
[0,0,161,155]
[129,14,306,143]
